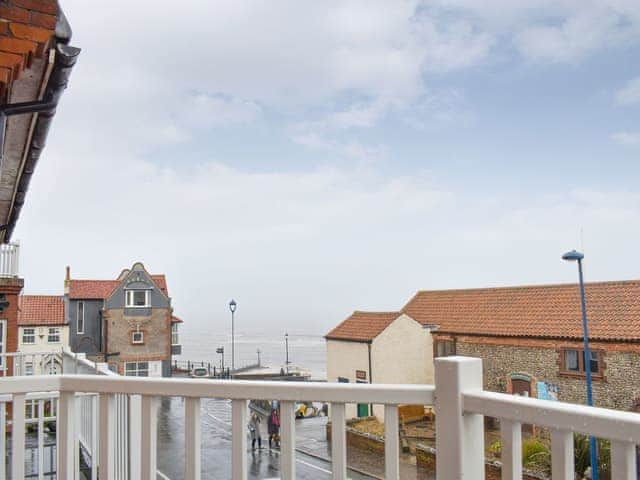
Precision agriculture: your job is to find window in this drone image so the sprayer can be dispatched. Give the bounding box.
[24,362,33,376]
[132,331,144,344]
[125,361,149,377]
[77,301,85,334]
[561,348,603,376]
[435,340,456,357]
[126,290,150,308]
[22,328,36,345]
[171,323,179,346]
[47,327,61,343]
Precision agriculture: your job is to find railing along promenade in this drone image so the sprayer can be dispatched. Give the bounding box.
[1,355,639,479]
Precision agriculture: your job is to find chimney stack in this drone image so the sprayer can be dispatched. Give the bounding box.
[64,266,71,295]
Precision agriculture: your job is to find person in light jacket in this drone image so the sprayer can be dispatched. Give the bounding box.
[249,412,262,451]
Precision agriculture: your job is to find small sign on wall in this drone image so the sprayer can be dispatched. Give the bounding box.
[355,369,367,380]
[537,381,558,401]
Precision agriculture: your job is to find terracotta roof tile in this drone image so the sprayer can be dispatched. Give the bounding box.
[171,315,184,324]
[18,295,64,326]
[68,274,169,300]
[326,311,400,342]
[402,280,640,341]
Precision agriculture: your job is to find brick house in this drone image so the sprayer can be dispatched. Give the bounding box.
[65,262,183,377]
[326,311,433,419]
[402,281,640,412]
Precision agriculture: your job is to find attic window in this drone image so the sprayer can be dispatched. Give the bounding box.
[126,290,150,308]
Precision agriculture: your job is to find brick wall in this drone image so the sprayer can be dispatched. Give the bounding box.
[106,308,171,373]
[0,0,58,100]
[0,277,24,375]
[450,336,640,410]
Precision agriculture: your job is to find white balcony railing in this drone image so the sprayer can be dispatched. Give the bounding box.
[0,242,19,278]
[1,356,639,480]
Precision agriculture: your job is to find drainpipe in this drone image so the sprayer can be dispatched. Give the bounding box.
[368,342,373,417]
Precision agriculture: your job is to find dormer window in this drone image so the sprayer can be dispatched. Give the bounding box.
[126,290,150,308]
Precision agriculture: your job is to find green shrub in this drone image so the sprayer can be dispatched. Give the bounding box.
[522,438,551,472]
[574,434,611,480]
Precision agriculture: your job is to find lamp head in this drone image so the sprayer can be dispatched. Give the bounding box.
[229,299,237,313]
[562,250,584,262]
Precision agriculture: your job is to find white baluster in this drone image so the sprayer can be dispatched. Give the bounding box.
[141,396,158,480]
[58,391,77,480]
[280,401,296,480]
[331,402,347,480]
[12,394,25,479]
[435,357,485,480]
[611,440,636,480]
[98,393,115,480]
[129,395,142,479]
[185,397,201,480]
[232,399,247,480]
[550,429,574,480]
[500,419,522,480]
[38,399,45,480]
[384,404,400,480]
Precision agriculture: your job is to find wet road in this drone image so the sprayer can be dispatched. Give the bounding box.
[157,397,376,479]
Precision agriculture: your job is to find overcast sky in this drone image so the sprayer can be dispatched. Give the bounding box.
[13,0,640,335]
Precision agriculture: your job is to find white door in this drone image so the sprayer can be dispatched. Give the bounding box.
[148,361,162,377]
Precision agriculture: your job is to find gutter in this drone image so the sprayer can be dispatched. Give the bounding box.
[2,10,80,242]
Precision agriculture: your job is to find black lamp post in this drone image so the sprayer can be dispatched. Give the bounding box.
[229,299,237,375]
[285,332,290,375]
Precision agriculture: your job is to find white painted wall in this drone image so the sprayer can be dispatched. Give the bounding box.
[17,326,68,375]
[326,339,370,419]
[326,314,434,420]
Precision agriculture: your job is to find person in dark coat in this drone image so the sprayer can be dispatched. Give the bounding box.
[267,407,280,448]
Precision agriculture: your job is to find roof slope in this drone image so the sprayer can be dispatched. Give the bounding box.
[18,295,64,326]
[402,280,640,341]
[326,311,400,342]
[69,274,168,299]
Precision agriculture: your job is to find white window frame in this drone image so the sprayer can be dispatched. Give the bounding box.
[77,301,85,334]
[0,320,6,370]
[124,361,149,377]
[24,361,33,376]
[171,323,179,346]
[125,290,150,308]
[47,327,61,344]
[132,331,144,344]
[22,327,36,345]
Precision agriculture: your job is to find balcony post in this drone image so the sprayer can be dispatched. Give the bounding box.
[435,356,485,480]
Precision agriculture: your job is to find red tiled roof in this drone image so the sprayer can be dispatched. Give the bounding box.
[402,280,640,341]
[326,311,400,342]
[68,274,169,300]
[18,295,64,326]
[171,315,184,323]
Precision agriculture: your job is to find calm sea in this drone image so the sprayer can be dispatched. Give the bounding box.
[178,331,327,380]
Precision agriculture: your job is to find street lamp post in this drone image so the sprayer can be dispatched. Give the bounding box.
[562,249,599,480]
[285,333,290,375]
[229,299,237,376]
[216,346,224,378]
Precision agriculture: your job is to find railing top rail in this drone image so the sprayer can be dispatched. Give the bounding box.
[0,374,435,405]
[464,390,640,444]
[0,350,64,357]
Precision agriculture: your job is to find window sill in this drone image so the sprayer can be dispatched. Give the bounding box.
[558,371,604,381]
[126,305,151,309]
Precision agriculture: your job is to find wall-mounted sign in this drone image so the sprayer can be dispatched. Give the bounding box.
[355,370,367,380]
[537,381,558,401]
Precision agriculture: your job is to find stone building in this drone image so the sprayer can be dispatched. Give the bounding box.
[65,262,183,377]
[326,311,433,420]
[402,281,640,412]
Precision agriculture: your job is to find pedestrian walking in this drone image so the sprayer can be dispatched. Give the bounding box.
[268,407,280,448]
[249,412,262,451]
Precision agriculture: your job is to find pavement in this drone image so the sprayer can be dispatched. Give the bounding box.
[157,396,434,479]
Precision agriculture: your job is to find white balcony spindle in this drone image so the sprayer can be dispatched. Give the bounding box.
[435,357,485,480]
[141,396,158,480]
[0,402,5,480]
[611,440,636,480]
[550,429,574,480]
[500,419,522,480]
[280,400,296,480]
[12,394,25,480]
[38,399,45,480]
[384,404,400,480]
[129,394,142,478]
[58,391,77,480]
[330,402,347,480]
[185,397,202,480]
[98,393,115,480]
[232,399,247,480]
